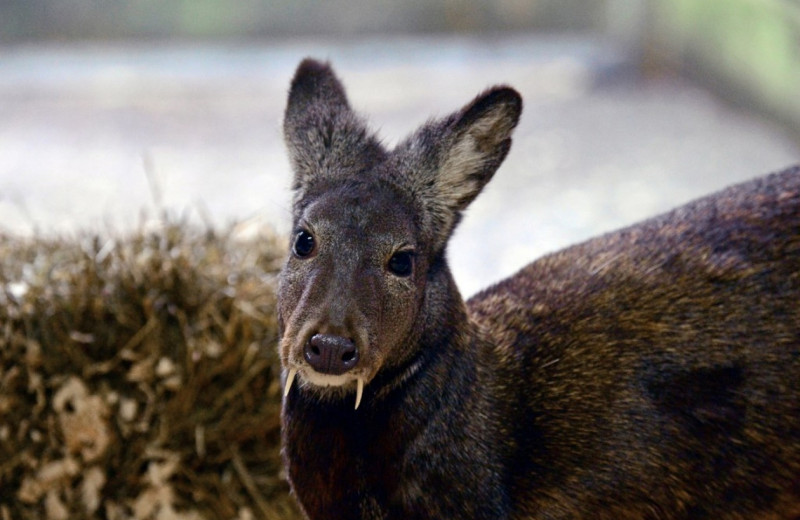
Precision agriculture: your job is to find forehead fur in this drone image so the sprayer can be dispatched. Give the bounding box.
[296,178,420,235]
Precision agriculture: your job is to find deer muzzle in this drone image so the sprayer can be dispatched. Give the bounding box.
[303,334,359,375]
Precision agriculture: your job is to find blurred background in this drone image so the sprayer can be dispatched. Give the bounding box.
[1,0,799,296]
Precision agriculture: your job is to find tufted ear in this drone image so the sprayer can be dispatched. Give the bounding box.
[392,87,522,249]
[283,59,385,197]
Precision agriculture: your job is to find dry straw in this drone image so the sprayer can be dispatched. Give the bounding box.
[0,218,302,519]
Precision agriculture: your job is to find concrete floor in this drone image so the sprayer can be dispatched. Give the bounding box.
[1,35,798,296]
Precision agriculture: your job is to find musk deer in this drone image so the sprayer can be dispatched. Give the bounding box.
[277,58,800,519]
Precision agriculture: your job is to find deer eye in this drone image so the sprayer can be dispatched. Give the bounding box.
[292,230,315,258]
[388,250,414,277]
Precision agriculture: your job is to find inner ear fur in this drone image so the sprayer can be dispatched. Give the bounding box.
[439,86,523,211]
[388,86,522,250]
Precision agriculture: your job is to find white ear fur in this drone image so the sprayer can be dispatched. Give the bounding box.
[388,87,521,249]
[436,87,522,212]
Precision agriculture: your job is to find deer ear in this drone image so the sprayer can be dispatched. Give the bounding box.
[393,87,521,248]
[285,58,350,119]
[283,59,384,195]
[438,87,522,211]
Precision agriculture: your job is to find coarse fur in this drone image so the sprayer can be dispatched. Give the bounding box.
[277,58,800,519]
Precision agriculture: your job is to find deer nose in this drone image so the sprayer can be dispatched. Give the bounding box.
[304,334,359,375]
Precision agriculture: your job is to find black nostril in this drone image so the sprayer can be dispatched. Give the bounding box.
[304,334,359,375]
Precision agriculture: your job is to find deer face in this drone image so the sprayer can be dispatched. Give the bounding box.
[278,59,521,408]
[278,180,427,407]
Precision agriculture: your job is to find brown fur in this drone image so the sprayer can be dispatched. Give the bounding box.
[277,58,800,519]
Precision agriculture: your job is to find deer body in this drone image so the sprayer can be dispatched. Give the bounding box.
[278,59,800,519]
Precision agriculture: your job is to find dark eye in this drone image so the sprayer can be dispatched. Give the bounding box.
[293,230,315,258]
[388,251,414,277]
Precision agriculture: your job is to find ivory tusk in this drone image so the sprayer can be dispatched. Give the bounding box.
[284,368,297,398]
[355,378,364,410]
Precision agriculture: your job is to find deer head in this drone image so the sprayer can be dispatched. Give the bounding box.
[278,59,522,408]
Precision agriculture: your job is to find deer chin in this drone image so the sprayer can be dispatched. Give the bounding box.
[283,367,366,410]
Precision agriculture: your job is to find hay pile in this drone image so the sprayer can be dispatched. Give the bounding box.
[0,220,302,519]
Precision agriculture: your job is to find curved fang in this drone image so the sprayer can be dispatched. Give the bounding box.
[284,368,298,398]
[355,378,364,410]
